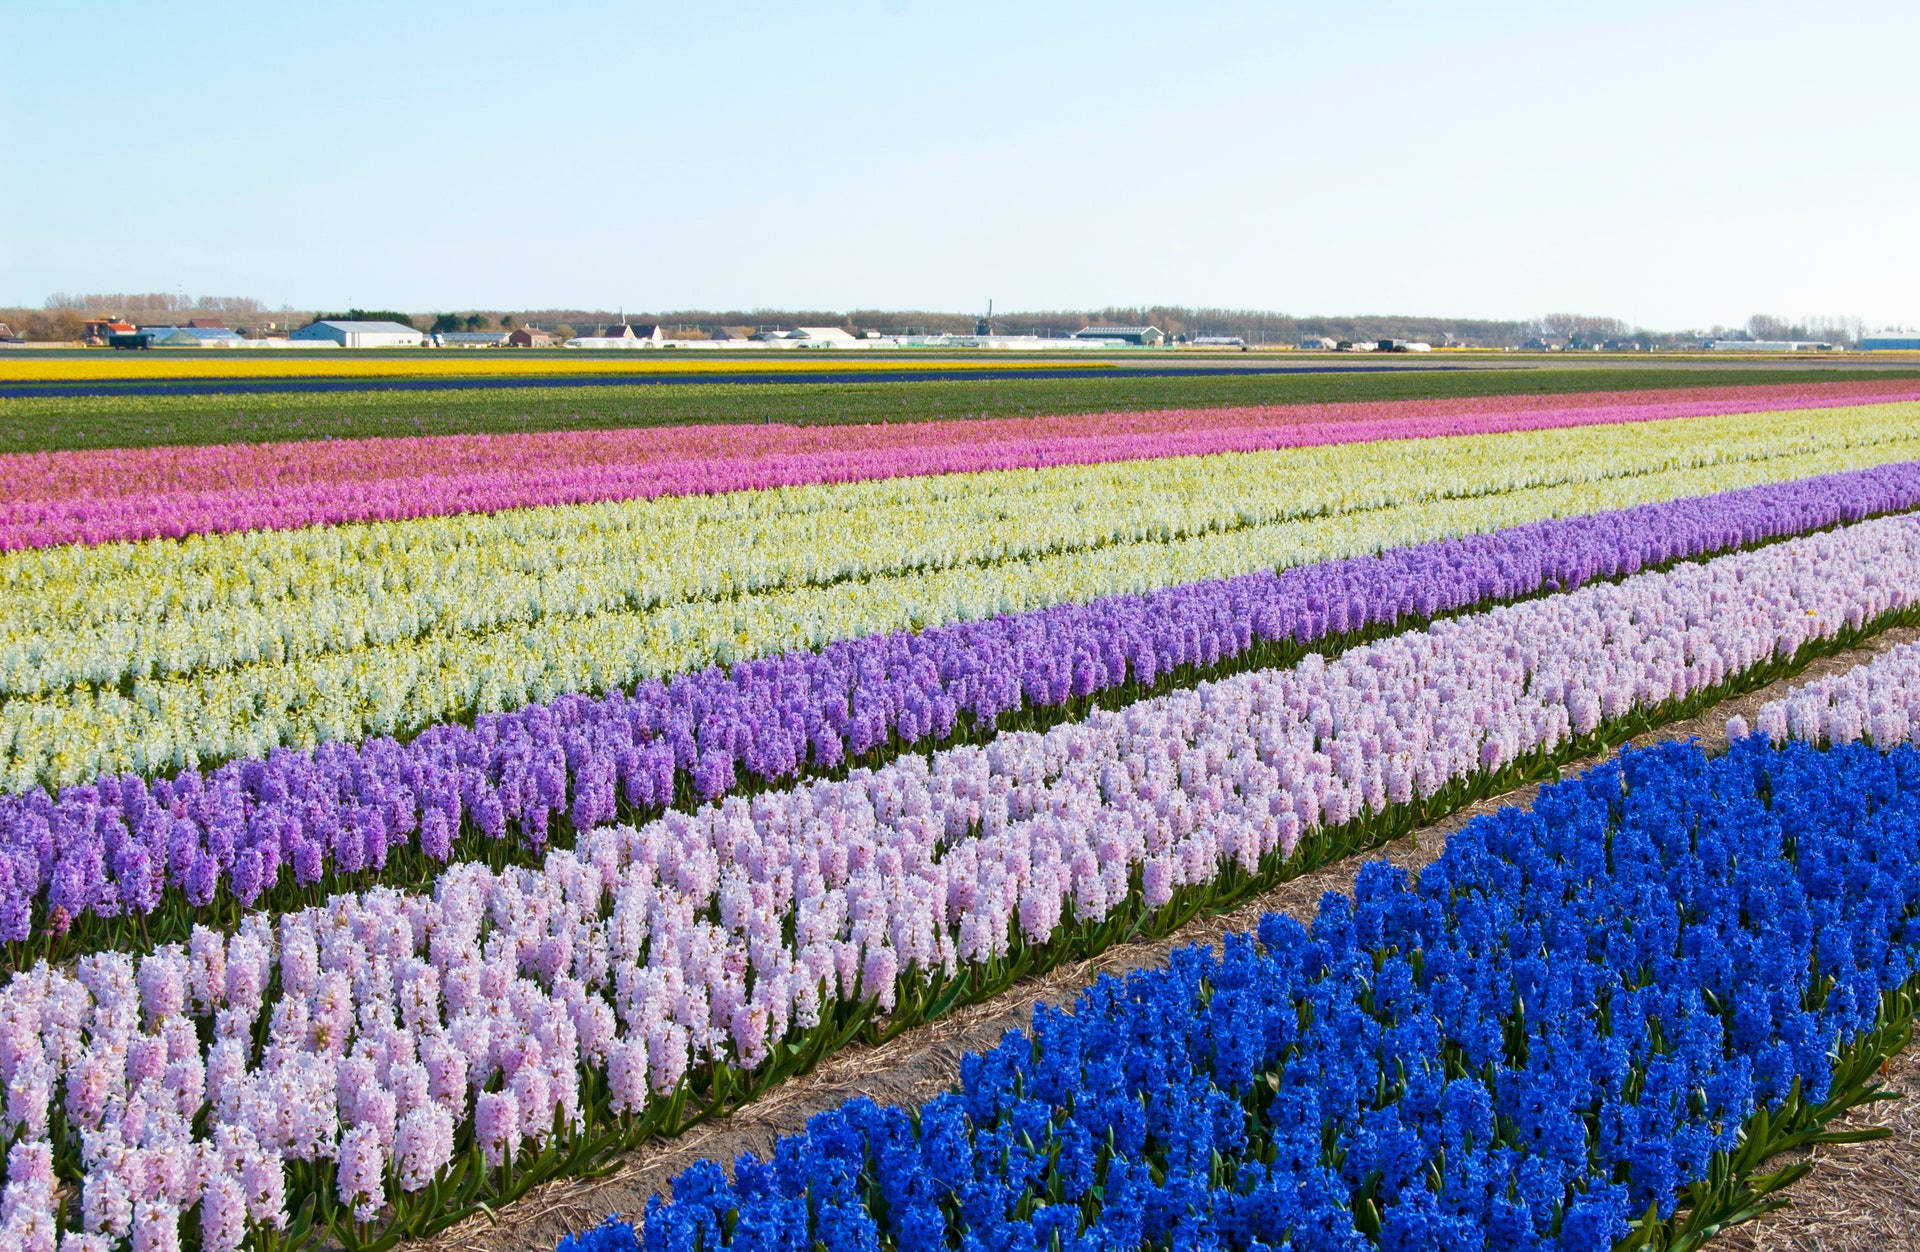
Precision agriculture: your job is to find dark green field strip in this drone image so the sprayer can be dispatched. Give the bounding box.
[3,363,1917,454]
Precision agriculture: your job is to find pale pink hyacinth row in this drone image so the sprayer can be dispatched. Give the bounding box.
[7,379,1920,550]
[5,515,1920,1250]
[1733,639,1920,748]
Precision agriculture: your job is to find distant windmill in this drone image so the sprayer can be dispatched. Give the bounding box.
[975,300,993,337]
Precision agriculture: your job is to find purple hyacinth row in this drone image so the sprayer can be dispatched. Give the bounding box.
[5,459,1920,941]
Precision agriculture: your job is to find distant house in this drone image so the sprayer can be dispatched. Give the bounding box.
[292,319,425,348]
[507,326,555,348]
[185,318,228,329]
[437,331,511,347]
[598,322,662,342]
[1070,325,1166,346]
[85,317,137,345]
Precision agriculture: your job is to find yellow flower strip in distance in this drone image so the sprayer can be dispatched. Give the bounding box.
[0,355,1105,384]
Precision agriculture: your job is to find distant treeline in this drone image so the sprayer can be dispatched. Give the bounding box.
[421,307,1864,348]
[507,305,1557,346]
[1,294,1867,348]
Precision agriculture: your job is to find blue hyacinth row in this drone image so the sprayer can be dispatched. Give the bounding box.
[560,737,1920,1251]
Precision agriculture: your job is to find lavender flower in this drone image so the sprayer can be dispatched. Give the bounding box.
[334,1124,386,1223]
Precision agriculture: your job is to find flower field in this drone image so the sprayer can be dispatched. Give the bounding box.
[4,379,1919,1251]
[7,380,1916,550]
[9,397,1920,791]
[565,736,1920,1252]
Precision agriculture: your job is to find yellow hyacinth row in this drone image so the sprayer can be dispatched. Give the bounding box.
[0,354,1102,384]
[3,400,1918,790]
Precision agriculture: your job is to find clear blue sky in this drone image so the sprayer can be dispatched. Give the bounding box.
[3,1,1913,330]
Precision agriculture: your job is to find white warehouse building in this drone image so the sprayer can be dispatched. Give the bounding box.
[291,319,426,348]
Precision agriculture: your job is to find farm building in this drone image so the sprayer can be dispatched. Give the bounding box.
[507,326,555,348]
[565,323,664,349]
[790,326,861,347]
[1070,325,1166,346]
[436,331,511,347]
[1862,331,1920,351]
[143,326,251,347]
[1192,335,1246,347]
[292,320,425,348]
[84,318,137,345]
[963,335,1108,350]
[1299,336,1338,350]
[1705,339,1833,352]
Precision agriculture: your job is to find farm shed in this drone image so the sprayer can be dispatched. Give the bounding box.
[565,323,664,349]
[600,322,662,341]
[436,331,510,347]
[790,326,861,347]
[144,326,251,347]
[507,326,555,347]
[1070,325,1166,346]
[1705,339,1833,352]
[1862,332,1920,350]
[291,319,426,348]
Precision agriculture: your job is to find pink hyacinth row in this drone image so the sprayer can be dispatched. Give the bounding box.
[1735,639,1920,748]
[5,379,1920,551]
[4,514,1917,1250]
